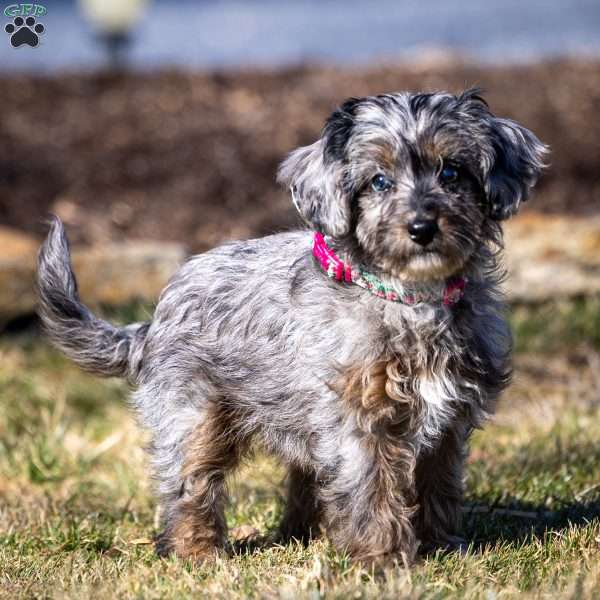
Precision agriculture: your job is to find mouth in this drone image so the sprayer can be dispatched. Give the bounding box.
[382,228,466,281]
[406,242,443,259]
[413,246,440,255]
[407,250,446,268]
[401,247,462,281]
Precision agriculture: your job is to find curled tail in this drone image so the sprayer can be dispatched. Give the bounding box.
[37,217,149,381]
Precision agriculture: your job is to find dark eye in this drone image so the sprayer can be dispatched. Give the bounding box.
[439,164,460,184]
[371,173,393,193]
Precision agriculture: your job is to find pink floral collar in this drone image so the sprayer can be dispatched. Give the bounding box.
[312,232,466,307]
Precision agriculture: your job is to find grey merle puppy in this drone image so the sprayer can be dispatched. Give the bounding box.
[37,89,547,566]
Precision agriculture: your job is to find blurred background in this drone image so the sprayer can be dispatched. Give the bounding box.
[0,0,599,320]
[2,0,600,71]
[4,4,600,594]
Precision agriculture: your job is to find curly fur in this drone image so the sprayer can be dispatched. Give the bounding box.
[37,88,547,565]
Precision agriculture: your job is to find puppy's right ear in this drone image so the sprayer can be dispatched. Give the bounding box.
[278,99,360,238]
[277,140,351,238]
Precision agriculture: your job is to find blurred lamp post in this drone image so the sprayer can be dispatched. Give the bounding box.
[78,0,149,69]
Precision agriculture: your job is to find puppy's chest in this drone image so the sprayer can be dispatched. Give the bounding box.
[409,364,464,448]
[338,321,471,449]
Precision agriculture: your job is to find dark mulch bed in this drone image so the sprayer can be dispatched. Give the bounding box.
[1,58,599,252]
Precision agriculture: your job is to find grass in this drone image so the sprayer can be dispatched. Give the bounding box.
[511,296,600,353]
[1,300,600,598]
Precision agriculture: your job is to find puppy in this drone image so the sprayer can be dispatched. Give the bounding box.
[37,89,547,566]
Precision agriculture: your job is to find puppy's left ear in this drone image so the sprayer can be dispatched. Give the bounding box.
[486,118,549,221]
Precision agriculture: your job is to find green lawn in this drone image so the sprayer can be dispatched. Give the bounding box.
[1,300,600,599]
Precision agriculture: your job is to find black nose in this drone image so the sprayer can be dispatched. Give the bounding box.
[407,219,438,246]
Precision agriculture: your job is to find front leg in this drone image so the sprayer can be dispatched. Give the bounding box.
[415,424,470,552]
[321,430,419,566]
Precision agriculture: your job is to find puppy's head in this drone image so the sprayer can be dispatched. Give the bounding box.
[279,89,548,281]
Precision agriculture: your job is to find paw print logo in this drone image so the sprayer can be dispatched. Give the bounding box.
[5,16,44,47]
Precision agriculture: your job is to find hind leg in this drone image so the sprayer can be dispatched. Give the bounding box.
[152,405,245,562]
[279,466,321,543]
